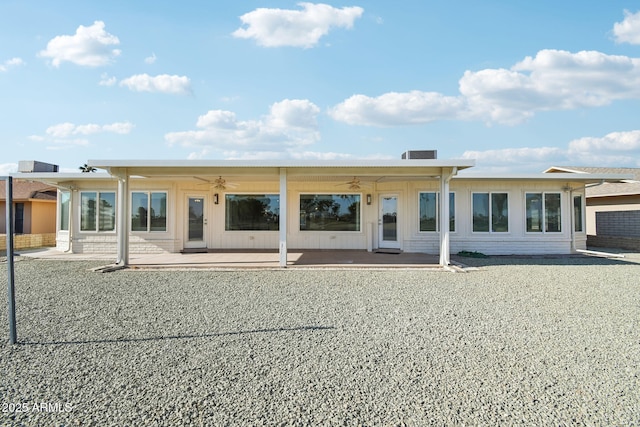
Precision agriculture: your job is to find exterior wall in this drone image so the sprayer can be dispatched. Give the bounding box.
[404,180,585,255]
[596,210,640,237]
[587,235,640,251]
[30,201,56,234]
[0,201,5,233]
[0,200,56,234]
[587,210,640,251]
[0,233,56,250]
[585,195,640,235]
[55,176,587,256]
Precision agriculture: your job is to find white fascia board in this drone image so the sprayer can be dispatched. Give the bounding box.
[87,158,475,170]
[9,172,115,187]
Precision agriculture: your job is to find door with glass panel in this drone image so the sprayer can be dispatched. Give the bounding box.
[185,195,207,248]
[379,194,400,249]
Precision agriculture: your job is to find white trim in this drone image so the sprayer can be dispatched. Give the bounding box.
[78,190,117,234]
[379,193,401,249]
[471,191,510,234]
[130,190,169,233]
[184,194,208,249]
[524,191,563,234]
[279,169,287,267]
[418,191,456,233]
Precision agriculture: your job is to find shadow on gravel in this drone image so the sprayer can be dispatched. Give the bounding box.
[19,325,335,346]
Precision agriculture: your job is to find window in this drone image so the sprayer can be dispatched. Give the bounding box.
[300,194,361,231]
[526,192,561,233]
[419,192,455,232]
[80,191,115,232]
[15,203,24,234]
[225,194,279,231]
[473,192,508,232]
[573,195,583,233]
[131,192,167,232]
[59,191,70,231]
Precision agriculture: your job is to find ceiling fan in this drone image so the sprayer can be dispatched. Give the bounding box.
[336,177,371,191]
[194,176,238,190]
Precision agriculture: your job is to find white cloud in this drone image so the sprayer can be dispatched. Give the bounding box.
[461,49,640,124]
[144,53,157,64]
[0,163,18,174]
[45,121,134,138]
[462,146,564,163]
[31,121,134,150]
[331,49,640,126]
[0,57,25,72]
[567,130,640,166]
[329,91,467,126]
[166,99,321,157]
[99,73,117,86]
[613,10,640,45]
[120,73,192,95]
[31,121,133,151]
[459,130,640,172]
[38,21,121,67]
[232,2,364,48]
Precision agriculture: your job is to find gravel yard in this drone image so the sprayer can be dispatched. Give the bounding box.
[1,255,639,426]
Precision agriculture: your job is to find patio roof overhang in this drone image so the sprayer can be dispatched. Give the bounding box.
[85,159,476,180]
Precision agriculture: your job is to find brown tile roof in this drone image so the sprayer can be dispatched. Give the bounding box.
[0,181,57,201]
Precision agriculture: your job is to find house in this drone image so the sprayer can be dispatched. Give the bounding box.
[0,180,57,234]
[12,153,631,266]
[545,166,640,250]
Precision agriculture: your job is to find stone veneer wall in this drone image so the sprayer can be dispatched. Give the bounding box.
[0,233,56,251]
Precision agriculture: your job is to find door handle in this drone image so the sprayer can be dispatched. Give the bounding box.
[203,219,208,225]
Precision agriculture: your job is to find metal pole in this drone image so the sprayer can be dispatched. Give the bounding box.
[5,176,17,344]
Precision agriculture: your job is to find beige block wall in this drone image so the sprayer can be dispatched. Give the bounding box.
[0,233,56,250]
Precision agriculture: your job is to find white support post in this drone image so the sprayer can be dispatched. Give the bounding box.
[279,168,288,267]
[439,167,456,267]
[116,170,129,266]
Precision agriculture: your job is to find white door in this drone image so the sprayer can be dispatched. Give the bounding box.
[379,194,400,249]
[184,195,207,249]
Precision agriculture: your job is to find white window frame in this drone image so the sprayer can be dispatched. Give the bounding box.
[573,194,584,233]
[299,193,363,233]
[224,193,280,231]
[79,191,116,233]
[418,191,456,233]
[472,192,509,233]
[525,192,562,234]
[130,191,168,233]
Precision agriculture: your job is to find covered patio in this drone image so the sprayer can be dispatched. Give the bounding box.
[17,247,451,270]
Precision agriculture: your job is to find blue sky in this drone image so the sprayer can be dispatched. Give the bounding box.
[1,1,640,174]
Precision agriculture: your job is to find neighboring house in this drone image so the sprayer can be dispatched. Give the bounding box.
[544,166,640,250]
[13,154,630,266]
[0,181,57,235]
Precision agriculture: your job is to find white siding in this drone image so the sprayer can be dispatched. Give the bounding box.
[61,176,587,255]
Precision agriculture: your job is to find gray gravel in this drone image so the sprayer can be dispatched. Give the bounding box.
[1,255,639,426]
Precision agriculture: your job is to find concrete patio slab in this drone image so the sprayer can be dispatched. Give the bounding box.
[15,248,445,270]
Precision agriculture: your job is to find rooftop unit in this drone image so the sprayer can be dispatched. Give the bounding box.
[401,150,437,160]
[18,160,59,173]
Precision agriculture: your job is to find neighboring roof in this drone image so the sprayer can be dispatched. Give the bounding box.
[544,166,640,198]
[544,166,640,180]
[453,172,631,182]
[0,180,57,201]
